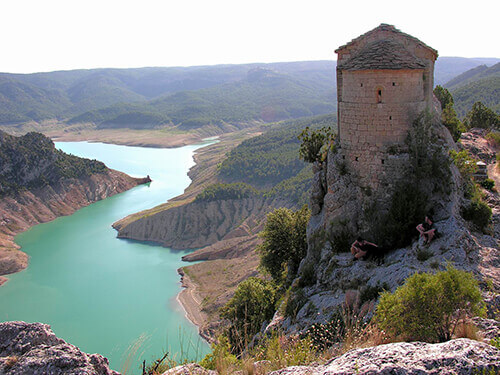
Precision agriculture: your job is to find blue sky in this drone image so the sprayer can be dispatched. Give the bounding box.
[1,0,498,73]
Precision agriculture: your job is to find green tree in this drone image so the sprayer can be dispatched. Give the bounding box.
[464,102,500,130]
[220,277,278,352]
[375,266,485,342]
[259,206,310,285]
[298,126,335,163]
[433,85,454,110]
[442,103,465,141]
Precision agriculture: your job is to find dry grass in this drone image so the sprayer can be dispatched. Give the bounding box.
[5,356,18,368]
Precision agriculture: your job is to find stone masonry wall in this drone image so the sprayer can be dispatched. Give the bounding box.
[338,69,426,189]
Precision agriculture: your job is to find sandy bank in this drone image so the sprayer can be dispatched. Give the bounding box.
[177,268,212,343]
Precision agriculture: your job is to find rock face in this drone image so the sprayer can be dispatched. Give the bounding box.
[269,339,500,374]
[116,197,285,249]
[0,130,146,282]
[0,321,119,375]
[0,169,142,281]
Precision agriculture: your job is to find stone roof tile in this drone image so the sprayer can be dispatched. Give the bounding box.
[338,39,426,71]
[335,23,438,56]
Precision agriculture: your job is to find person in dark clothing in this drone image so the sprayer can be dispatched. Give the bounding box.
[416,216,437,244]
[351,237,379,260]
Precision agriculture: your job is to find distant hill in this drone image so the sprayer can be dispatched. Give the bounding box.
[434,57,500,86]
[0,57,498,129]
[444,62,500,116]
[70,68,336,130]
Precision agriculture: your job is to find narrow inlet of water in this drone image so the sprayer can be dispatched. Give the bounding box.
[0,141,213,373]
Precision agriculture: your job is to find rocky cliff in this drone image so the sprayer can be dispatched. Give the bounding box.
[273,123,500,334]
[115,197,285,249]
[0,321,118,375]
[269,339,499,375]
[0,130,147,284]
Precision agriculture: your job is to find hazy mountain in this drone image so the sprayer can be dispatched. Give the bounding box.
[444,62,500,116]
[0,57,498,128]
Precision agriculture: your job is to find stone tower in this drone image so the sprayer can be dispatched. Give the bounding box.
[335,24,438,190]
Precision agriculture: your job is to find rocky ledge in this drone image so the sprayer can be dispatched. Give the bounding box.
[270,339,500,374]
[0,321,118,375]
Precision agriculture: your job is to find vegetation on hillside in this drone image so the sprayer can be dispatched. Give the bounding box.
[259,206,310,286]
[215,114,336,206]
[375,266,485,342]
[0,130,106,195]
[0,62,336,128]
[194,183,257,202]
[445,62,500,117]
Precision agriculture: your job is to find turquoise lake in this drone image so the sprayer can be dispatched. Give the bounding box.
[0,141,213,374]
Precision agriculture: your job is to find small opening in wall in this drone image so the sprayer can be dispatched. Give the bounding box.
[355,157,359,161]
[342,155,345,159]
[360,83,363,87]
[392,82,396,86]
[389,116,392,120]
[381,159,385,164]
[377,89,382,103]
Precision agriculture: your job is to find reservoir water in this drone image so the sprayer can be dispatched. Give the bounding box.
[0,141,212,373]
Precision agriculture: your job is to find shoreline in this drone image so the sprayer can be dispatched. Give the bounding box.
[0,172,147,284]
[176,268,213,343]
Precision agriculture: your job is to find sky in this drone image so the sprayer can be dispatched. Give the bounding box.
[1,0,499,74]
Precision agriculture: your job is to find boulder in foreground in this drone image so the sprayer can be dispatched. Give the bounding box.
[0,321,118,375]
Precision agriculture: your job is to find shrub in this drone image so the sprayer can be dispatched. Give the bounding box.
[359,283,389,306]
[380,182,428,249]
[449,149,478,179]
[486,131,500,147]
[259,206,310,285]
[252,334,317,370]
[375,266,485,342]
[199,336,238,372]
[298,263,316,287]
[480,178,495,191]
[434,86,454,110]
[328,220,352,254]
[416,247,433,262]
[464,101,500,130]
[284,287,307,319]
[220,277,278,352]
[195,183,257,202]
[298,126,335,163]
[305,312,345,351]
[462,198,492,231]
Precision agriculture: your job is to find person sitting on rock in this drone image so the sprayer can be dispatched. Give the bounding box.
[351,237,379,260]
[416,216,437,244]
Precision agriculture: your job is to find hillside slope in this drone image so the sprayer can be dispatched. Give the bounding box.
[445,62,500,116]
[0,130,147,284]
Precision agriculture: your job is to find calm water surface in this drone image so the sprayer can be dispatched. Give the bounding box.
[0,141,213,373]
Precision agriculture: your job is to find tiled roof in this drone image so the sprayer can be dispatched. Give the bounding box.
[337,39,426,71]
[335,24,438,56]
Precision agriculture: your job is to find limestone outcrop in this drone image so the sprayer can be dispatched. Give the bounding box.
[269,339,500,375]
[0,321,118,375]
[115,197,286,249]
[0,169,143,283]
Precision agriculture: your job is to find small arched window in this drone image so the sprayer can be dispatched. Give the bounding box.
[377,89,382,103]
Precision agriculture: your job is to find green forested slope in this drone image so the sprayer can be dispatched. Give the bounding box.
[211,114,337,206]
[445,63,500,116]
[0,130,106,195]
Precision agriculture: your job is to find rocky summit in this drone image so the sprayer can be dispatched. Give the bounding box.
[269,339,500,375]
[0,321,118,375]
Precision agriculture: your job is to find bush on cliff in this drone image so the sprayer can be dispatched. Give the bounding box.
[195,182,258,202]
[259,205,310,286]
[375,266,485,343]
[220,277,278,353]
